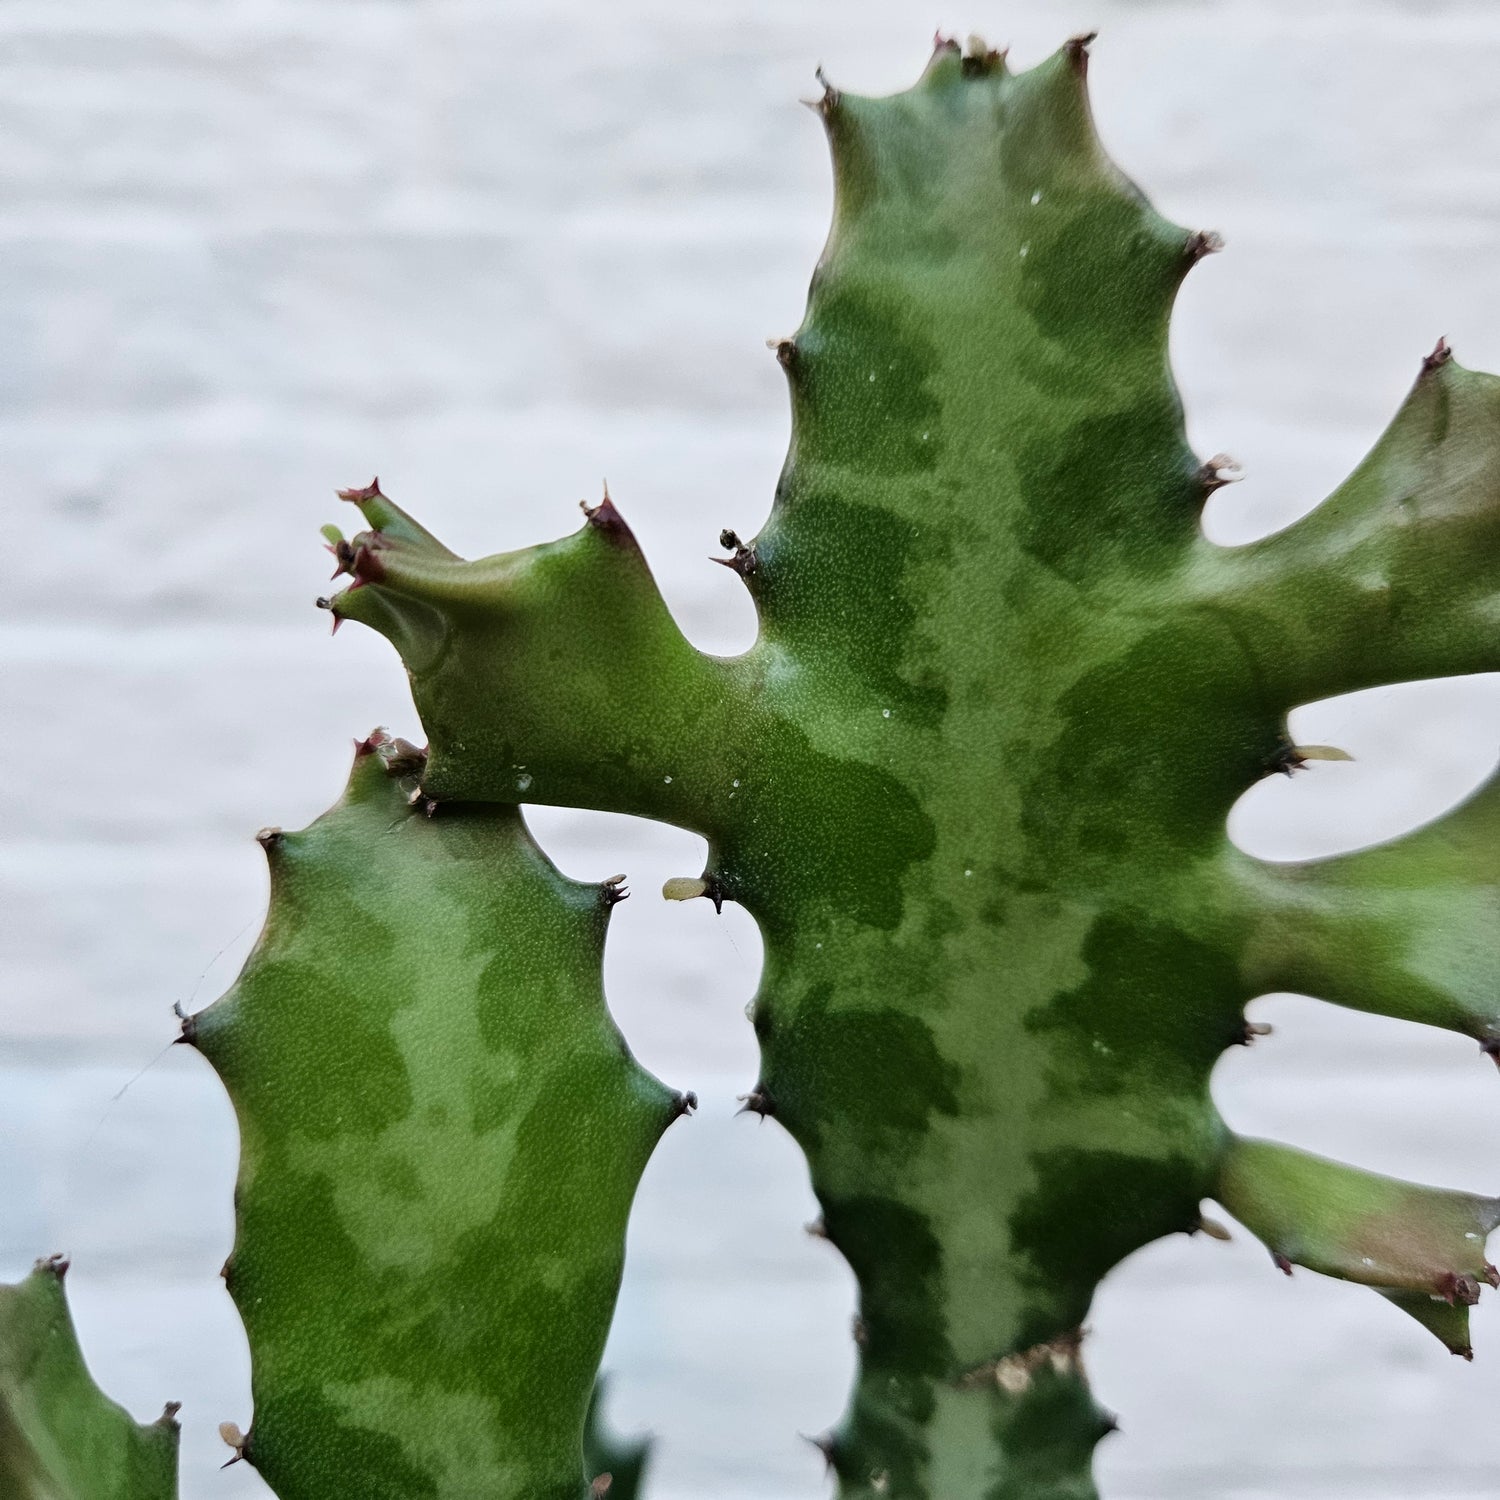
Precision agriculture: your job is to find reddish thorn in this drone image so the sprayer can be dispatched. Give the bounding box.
[580,491,635,543]
[350,542,387,585]
[325,538,357,579]
[36,1253,70,1280]
[1064,31,1097,70]
[1440,1271,1482,1306]
[1272,1251,1294,1276]
[1423,336,1452,372]
[336,477,384,504]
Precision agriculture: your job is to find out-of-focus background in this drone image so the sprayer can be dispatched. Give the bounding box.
[3,2,1499,1496]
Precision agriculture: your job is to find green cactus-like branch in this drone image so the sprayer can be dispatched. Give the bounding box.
[1215,1137,1500,1358]
[182,732,691,1500]
[321,33,1498,1498]
[0,1257,180,1500]
[1230,767,1500,1049]
[1191,344,1500,705]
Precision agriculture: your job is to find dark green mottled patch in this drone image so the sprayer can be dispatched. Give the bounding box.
[1011,1149,1208,1342]
[754,491,952,728]
[764,982,960,1154]
[1021,624,1278,882]
[251,1389,439,1500]
[1027,913,1247,1094]
[988,1366,1106,1500]
[1012,401,1200,577]
[822,1194,951,1376]
[793,280,943,475]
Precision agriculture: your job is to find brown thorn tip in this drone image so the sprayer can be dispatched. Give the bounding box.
[1186,229,1226,261]
[159,1401,182,1425]
[590,1476,613,1499]
[602,874,630,907]
[1199,453,1244,492]
[852,1315,869,1347]
[580,491,631,537]
[1196,1215,1233,1242]
[255,827,282,849]
[673,1091,698,1119]
[174,1002,197,1045]
[336,478,383,504]
[714,529,758,577]
[1423,336,1452,371]
[768,336,797,369]
[736,1087,775,1119]
[1270,741,1308,777]
[36,1253,69,1279]
[803,1432,838,1471]
[1236,1019,1273,1046]
[806,1216,828,1238]
[1441,1272,1483,1307]
[1272,1250,1294,1276]
[810,64,839,113]
[1064,31,1097,68]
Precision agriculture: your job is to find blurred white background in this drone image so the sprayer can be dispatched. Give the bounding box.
[3,1,1499,1496]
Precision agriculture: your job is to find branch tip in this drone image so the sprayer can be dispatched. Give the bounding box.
[336,477,384,505]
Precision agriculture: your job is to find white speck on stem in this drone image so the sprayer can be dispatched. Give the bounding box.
[882,708,891,719]
[964,869,973,877]
[516,773,533,791]
[1019,242,1029,258]
[663,775,673,783]
[1030,190,1042,205]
